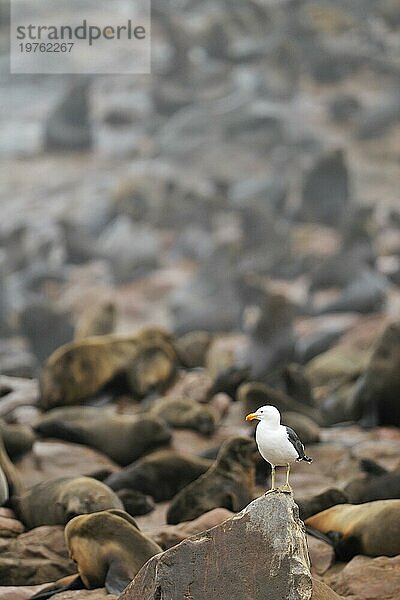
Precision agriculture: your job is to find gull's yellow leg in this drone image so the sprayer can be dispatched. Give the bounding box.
[265,465,279,494]
[279,463,292,494]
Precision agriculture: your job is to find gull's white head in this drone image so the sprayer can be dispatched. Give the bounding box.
[245,405,281,427]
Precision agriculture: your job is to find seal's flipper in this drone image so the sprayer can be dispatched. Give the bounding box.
[105,559,132,594]
[34,421,87,445]
[30,575,84,600]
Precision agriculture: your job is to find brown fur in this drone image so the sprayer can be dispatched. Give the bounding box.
[166,436,256,525]
[296,488,348,521]
[39,327,177,409]
[74,302,117,340]
[238,381,322,424]
[0,420,35,459]
[65,509,162,594]
[175,331,213,368]
[16,476,123,529]
[352,321,400,427]
[34,407,172,466]
[149,397,218,436]
[105,449,212,501]
[306,500,400,557]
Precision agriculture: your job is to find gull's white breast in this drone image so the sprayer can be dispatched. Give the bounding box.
[255,422,299,466]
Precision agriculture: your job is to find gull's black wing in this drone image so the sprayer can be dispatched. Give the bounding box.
[285,427,312,463]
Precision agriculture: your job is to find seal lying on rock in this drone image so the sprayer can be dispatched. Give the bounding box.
[115,489,155,516]
[351,320,400,427]
[74,302,117,340]
[34,407,172,465]
[239,381,322,424]
[66,509,162,594]
[39,327,177,409]
[30,509,162,598]
[0,420,35,459]
[167,436,256,525]
[105,449,212,502]
[149,397,218,436]
[306,500,400,560]
[14,476,123,529]
[345,459,400,503]
[296,488,348,521]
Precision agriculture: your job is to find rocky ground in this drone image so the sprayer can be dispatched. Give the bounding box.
[0,1,400,599]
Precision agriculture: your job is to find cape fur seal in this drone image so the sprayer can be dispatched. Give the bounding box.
[0,420,35,459]
[175,330,213,368]
[352,320,400,427]
[39,327,177,409]
[115,489,155,516]
[149,397,218,436]
[296,488,348,521]
[34,406,172,465]
[105,449,212,502]
[345,459,400,503]
[238,381,322,424]
[306,500,400,560]
[15,476,123,529]
[66,509,162,594]
[167,436,256,525]
[74,302,117,340]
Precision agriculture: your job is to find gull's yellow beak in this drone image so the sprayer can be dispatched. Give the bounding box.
[245,413,257,422]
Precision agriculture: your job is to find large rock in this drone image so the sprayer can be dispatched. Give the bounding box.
[0,525,75,585]
[329,554,400,600]
[120,494,312,600]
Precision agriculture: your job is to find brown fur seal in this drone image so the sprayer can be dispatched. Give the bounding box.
[175,331,213,368]
[149,397,218,436]
[39,327,177,409]
[0,420,35,459]
[344,459,400,503]
[352,320,400,427]
[296,488,348,521]
[66,509,162,594]
[15,476,123,529]
[238,381,322,424]
[207,364,251,400]
[281,412,320,444]
[34,407,172,465]
[166,436,256,525]
[305,500,400,560]
[115,489,155,516]
[105,449,212,502]
[74,302,117,340]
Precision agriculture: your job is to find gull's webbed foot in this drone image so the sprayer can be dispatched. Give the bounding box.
[278,484,293,494]
[264,488,279,495]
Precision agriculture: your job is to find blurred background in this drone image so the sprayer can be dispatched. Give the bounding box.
[0,0,399,376]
